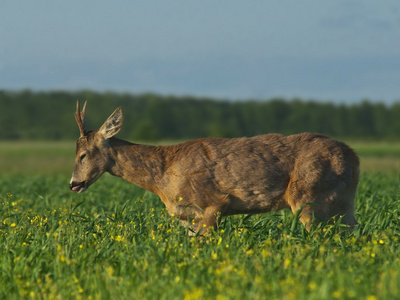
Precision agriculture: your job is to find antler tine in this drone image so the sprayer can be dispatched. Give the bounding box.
[75,100,87,137]
[81,100,87,123]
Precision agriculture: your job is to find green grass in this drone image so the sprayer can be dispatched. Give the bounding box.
[1,141,400,299]
[348,141,400,157]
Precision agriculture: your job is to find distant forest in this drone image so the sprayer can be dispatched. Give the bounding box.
[1,90,400,141]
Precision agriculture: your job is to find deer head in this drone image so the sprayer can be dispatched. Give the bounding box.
[69,100,124,193]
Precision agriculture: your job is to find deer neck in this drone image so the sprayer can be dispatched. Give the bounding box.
[106,138,165,194]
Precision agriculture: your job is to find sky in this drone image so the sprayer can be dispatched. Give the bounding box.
[1,1,400,103]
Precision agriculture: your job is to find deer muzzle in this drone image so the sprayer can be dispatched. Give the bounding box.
[69,181,87,193]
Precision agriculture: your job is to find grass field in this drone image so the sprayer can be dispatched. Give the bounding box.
[1,140,400,299]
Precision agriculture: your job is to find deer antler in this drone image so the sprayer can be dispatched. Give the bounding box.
[75,100,87,137]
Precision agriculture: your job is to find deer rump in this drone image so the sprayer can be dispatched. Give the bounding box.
[70,101,359,233]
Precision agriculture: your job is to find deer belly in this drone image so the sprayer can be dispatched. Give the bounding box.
[223,188,290,215]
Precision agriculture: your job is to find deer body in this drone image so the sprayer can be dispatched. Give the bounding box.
[70,102,359,233]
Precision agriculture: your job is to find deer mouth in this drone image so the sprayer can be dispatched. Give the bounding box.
[70,182,87,193]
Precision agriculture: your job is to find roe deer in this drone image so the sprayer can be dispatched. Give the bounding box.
[70,101,359,233]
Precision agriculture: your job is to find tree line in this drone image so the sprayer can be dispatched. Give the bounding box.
[1,90,399,141]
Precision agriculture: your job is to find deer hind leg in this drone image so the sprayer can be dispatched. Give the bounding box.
[328,178,358,230]
[287,183,358,231]
[291,202,327,231]
[298,204,357,233]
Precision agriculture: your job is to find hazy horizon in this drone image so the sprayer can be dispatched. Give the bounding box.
[1,1,400,103]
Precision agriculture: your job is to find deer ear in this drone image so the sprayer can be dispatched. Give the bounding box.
[99,107,124,139]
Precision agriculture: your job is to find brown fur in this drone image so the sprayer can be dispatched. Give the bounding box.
[70,102,359,234]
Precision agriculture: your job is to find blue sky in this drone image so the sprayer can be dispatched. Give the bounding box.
[1,1,400,103]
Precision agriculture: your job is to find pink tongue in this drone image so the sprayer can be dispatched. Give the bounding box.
[72,185,81,192]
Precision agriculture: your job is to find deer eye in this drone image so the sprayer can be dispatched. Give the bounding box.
[80,154,87,162]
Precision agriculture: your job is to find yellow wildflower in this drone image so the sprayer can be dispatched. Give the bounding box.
[308,281,317,291]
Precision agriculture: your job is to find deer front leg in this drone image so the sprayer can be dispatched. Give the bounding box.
[177,206,221,235]
[166,195,225,235]
[179,219,197,236]
[195,205,223,234]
